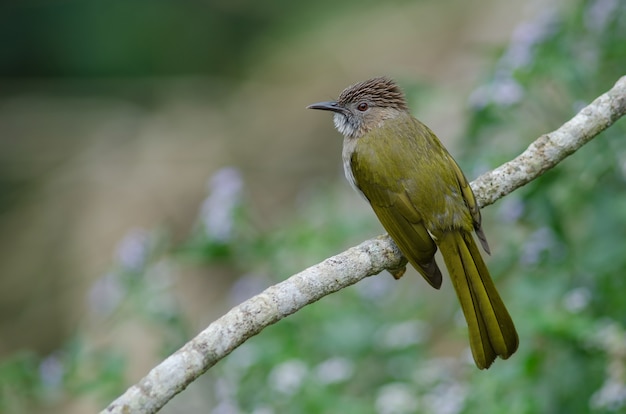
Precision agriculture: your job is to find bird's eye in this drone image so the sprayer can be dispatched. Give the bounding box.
[357,102,369,111]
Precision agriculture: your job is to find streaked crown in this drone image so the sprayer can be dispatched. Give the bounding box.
[337,77,409,111]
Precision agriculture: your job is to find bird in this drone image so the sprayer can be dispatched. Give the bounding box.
[307,77,518,369]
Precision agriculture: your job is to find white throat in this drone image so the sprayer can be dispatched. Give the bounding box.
[333,113,357,138]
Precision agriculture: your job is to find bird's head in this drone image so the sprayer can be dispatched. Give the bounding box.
[307,77,409,139]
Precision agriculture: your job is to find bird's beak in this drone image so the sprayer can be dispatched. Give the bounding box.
[307,101,345,113]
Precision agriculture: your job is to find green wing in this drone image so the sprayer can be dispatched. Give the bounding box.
[446,153,490,254]
[373,189,442,288]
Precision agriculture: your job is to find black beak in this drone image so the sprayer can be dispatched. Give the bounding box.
[306,101,345,113]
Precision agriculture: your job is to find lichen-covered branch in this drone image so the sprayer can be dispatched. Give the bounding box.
[103,236,404,414]
[473,76,626,208]
[102,75,626,414]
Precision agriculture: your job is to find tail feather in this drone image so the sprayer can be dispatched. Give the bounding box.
[439,231,518,369]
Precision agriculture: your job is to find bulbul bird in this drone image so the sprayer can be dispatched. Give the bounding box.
[307,77,518,369]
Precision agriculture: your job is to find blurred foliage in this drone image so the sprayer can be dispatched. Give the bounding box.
[459,0,626,412]
[0,0,407,79]
[2,0,626,413]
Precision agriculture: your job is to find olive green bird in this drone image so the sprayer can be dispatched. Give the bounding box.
[308,77,518,369]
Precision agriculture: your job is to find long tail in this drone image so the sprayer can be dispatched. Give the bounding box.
[438,231,518,369]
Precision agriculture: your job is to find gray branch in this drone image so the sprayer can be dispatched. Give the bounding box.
[473,76,626,207]
[102,75,626,414]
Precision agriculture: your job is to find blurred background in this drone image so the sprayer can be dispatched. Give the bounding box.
[1,0,626,413]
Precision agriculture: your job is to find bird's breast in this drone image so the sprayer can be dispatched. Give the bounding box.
[342,136,365,198]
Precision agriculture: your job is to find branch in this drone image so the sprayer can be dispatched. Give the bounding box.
[473,76,626,207]
[102,75,626,414]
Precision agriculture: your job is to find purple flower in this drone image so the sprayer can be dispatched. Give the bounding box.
[200,167,244,242]
[115,228,151,271]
